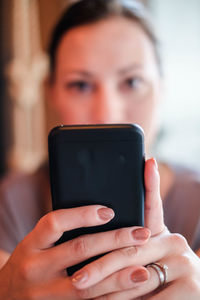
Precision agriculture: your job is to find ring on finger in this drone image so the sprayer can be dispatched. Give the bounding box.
[146,262,168,287]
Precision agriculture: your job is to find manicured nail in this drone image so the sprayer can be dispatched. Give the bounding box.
[71,270,88,286]
[152,158,158,170]
[97,207,115,221]
[131,268,149,283]
[132,228,150,241]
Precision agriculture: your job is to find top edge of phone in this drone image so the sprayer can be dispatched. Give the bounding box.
[56,123,144,133]
[48,124,145,144]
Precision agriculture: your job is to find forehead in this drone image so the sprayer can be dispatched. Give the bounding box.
[55,16,156,73]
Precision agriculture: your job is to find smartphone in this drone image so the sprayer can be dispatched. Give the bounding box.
[48,124,145,275]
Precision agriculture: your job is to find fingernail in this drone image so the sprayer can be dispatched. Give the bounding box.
[71,270,88,286]
[97,207,115,221]
[152,158,158,170]
[132,228,150,241]
[131,269,149,283]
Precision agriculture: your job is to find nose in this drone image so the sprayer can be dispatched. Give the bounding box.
[91,85,125,124]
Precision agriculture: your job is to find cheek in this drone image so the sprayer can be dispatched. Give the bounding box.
[126,101,152,130]
[125,95,159,148]
[52,91,93,124]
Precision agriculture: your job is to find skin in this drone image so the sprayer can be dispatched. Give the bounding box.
[0,16,200,299]
[49,17,162,151]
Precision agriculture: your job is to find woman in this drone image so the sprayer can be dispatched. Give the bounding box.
[0,0,200,299]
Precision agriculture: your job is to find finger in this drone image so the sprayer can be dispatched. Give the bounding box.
[26,227,150,281]
[0,249,10,268]
[94,256,184,300]
[76,266,149,299]
[144,158,165,236]
[70,232,170,289]
[45,226,150,270]
[24,277,81,300]
[23,205,114,250]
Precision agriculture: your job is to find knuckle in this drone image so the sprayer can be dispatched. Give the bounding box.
[119,245,139,258]
[91,258,105,275]
[42,212,59,232]
[71,236,89,258]
[80,206,95,224]
[76,288,91,299]
[180,253,193,269]
[169,233,188,252]
[114,228,129,246]
[19,259,34,281]
[116,271,129,290]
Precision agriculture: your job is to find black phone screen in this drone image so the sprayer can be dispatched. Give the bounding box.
[48,124,145,275]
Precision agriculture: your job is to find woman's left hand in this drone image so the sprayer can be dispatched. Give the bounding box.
[71,158,200,300]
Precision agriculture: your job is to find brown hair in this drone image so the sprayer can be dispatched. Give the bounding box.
[48,0,162,75]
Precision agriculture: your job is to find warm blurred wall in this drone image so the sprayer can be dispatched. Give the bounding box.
[1,0,66,175]
[0,0,13,177]
[39,0,66,50]
[5,0,48,173]
[38,0,67,135]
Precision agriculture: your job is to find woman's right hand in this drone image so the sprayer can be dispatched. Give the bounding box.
[0,205,150,300]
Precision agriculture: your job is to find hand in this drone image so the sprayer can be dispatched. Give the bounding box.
[70,158,200,300]
[0,249,9,269]
[0,205,150,300]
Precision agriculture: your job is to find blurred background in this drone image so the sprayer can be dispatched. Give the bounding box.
[0,0,200,177]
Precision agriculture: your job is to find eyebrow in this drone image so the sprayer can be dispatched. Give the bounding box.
[61,70,93,77]
[117,64,143,75]
[61,64,143,77]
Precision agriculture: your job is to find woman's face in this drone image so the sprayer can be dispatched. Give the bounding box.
[49,16,163,150]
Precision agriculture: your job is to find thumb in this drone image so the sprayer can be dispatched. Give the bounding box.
[144,158,165,236]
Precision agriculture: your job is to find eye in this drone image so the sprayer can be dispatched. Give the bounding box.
[65,80,92,92]
[124,77,143,90]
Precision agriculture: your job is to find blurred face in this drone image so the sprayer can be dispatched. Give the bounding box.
[49,16,162,151]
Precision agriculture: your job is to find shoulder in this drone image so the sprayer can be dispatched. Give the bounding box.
[169,163,200,196]
[163,162,200,250]
[0,166,46,205]
[0,166,47,221]
[162,161,200,209]
[0,171,31,206]
[0,164,50,253]
[0,170,32,192]
[0,163,49,200]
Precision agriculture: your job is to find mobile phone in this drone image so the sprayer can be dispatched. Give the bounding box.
[48,124,145,275]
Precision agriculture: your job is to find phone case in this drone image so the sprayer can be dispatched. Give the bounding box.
[48,124,145,275]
